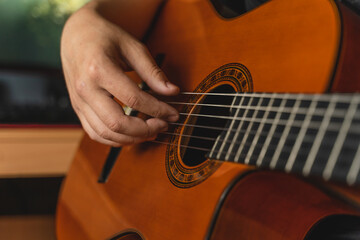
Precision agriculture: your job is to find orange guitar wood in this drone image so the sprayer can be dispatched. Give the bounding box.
[56,0,360,239]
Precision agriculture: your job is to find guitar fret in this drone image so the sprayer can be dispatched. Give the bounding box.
[216,95,245,160]
[185,92,356,102]
[229,93,238,113]
[236,97,264,164]
[182,111,360,131]
[323,97,359,180]
[209,135,222,158]
[244,98,275,164]
[224,97,254,161]
[269,95,303,169]
[181,102,358,118]
[302,96,338,176]
[206,93,360,185]
[347,145,360,185]
[285,95,319,172]
[256,94,287,166]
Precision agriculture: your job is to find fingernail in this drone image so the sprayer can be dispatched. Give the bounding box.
[167,113,179,122]
[159,121,168,131]
[165,81,179,90]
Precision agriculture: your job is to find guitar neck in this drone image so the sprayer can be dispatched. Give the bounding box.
[207,93,360,185]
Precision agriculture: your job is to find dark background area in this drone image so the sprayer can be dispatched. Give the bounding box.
[0,177,63,215]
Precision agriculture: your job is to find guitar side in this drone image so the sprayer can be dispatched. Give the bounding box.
[56,0,360,239]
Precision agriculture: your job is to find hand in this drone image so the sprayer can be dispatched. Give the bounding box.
[61,8,179,147]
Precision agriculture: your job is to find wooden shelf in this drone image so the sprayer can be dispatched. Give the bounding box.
[0,128,83,178]
[0,215,55,240]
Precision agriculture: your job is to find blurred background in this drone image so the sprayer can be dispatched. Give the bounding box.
[0,0,84,67]
[0,0,360,239]
[0,0,88,239]
[0,0,87,125]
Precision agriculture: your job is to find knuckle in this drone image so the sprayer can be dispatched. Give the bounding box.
[126,94,140,109]
[98,128,111,140]
[147,98,164,118]
[107,118,123,133]
[87,60,100,80]
[133,41,147,53]
[111,142,122,147]
[68,96,80,113]
[125,137,136,146]
[152,107,163,118]
[87,131,99,142]
[149,65,163,80]
[75,80,87,97]
[72,104,81,114]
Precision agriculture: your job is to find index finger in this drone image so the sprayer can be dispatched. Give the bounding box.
[100,62,179,122]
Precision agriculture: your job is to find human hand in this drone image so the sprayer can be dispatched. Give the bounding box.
[61,8,179,147]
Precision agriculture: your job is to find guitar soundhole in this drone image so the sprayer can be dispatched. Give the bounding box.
[166,63,252,188]
[209,0,269,18]
[180,84,235,167]
[110,231,143,240]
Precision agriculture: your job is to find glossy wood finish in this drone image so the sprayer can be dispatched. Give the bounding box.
[331,3,360,92]
[323,2,360,205]
[57,0,360,239]
[117,233,142,240]
[209,172,357,240]
[147,0,339,94]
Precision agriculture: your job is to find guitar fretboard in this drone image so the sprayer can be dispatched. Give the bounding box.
[207,93,360,185]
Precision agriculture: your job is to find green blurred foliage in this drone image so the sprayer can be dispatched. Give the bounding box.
[0,0,88,68]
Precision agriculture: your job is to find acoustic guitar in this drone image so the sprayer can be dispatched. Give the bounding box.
[57,0,360,239]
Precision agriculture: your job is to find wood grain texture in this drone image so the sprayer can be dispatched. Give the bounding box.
[0,128,83,177]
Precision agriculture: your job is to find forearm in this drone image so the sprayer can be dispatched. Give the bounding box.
[81,0,165,39]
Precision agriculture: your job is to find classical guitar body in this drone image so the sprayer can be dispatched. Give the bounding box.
[57,0,360,239]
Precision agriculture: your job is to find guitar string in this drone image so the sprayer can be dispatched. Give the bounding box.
[150,93,359,163]
[162,123,360,145]
[149,137,360,165]
[158,124,360,154]
[173,113,360,133]
[170,122,226,131]
[155,97,359,152]
[160,130,288,145]
[165,90,360,132]
[150,138,284,159]
[167,101,357,119]
[149,93,359,180]
[153,137,360,184]
[177,92,358,103]
[151,140,210,152]
[171,92,359,124]
[155,111,360,157]
[164,117,360,148]
[165,92,360,122]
